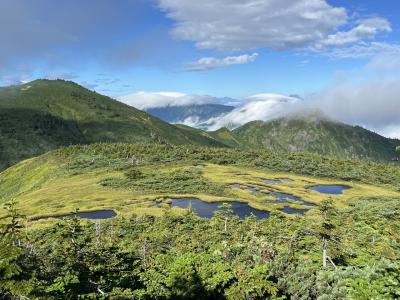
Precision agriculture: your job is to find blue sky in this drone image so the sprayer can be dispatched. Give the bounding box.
[1,0,400,137]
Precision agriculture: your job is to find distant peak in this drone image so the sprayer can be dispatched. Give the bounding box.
[282,109,335,122]
[24,79,87,90]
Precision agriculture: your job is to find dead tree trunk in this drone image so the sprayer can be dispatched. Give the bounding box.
[322,238,327,268]
[224,217,227,232]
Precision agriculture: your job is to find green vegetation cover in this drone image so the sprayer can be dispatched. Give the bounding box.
[0,80,224,170]
[210,115,400,162]
[0,143,399,298]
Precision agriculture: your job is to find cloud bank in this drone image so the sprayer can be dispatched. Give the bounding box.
[204,81,400,139]
[158,0,391,54]
[118,92,217,110]
[186,53,258,71]
[307,80,400,138]
[204,94,301,130]
[315,18,391,49]
[119,81,400,139]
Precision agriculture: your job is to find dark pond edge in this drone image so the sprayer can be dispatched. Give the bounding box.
[308,184,352,188]
[278,207,309,215]
[29,209,117,221]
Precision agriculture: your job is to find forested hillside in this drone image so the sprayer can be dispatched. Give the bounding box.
[0,80,224,170]
[210,115,400,162]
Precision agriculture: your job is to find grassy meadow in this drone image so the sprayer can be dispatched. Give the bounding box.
[0,144,398,228]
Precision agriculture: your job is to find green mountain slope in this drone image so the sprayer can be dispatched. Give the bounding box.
[208,127,242,147]
[0,79,224,170]
[210,115,400,161]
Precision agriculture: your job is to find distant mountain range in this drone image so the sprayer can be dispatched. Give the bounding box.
[143,93,302,131]
[145,103,234,128]
[0,80,398,171]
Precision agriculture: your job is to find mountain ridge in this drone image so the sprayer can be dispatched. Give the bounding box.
[0,79,225,170]
[209,115,400,162]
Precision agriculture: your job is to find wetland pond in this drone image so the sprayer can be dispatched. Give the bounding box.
[257,178,294,184]
[169,197,311,219]
[278,207,309,215]
[230,183,316,207]
[169,198,270,219]
[34,210,117,221]
[264,192,316,207]
[308,185,351,195]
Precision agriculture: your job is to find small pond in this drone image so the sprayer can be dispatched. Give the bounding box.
[257,178,294,184]
[230,183,316,207]
[170,198,270,220]
[230,183,259,193]
[264,192,316,207]
[308,185,351,195]
[230,183,242,189]
[279,178,295,183]
[247,187,259,193]
[279,207,308,215]
[257,178,282,184]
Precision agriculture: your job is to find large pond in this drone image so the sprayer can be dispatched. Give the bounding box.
[170,198,270,220]
[308,185,351,195]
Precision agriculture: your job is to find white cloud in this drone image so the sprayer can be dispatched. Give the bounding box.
[323,42,400,59]
[118,91,217,110]
[157,0,391,53]
[315,18,391,48]
[366,51,400,72]
[306,80,400,138]
[205,94,301,130]
[118,91,301,130]
[186,53,258,71]
[136,82,400,139]
[0,74,34,86]
[180,116,203,128]
[119,85,400,139]
[380,125,400,139]
[199,85,400,139]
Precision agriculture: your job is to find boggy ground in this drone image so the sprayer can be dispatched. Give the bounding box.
[1,158,398,228]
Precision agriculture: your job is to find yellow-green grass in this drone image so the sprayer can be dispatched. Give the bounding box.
[1,162,399,228]
[202,164,399,209]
